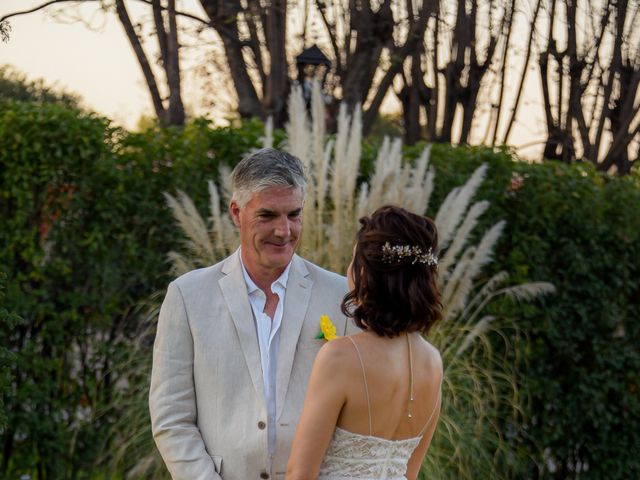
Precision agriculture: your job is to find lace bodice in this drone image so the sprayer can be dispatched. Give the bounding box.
[317,427,421,480]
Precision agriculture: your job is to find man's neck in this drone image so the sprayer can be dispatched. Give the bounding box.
[249,268,283,294]
[240,253,287,293]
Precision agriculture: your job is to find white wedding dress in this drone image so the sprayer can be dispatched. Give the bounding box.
[317,335,440,480]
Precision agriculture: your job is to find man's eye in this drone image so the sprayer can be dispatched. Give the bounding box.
[289,211,301,219]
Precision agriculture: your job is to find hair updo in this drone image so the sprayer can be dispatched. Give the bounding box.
[341,205,442,337]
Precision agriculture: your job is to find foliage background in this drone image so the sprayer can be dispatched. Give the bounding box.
[0,97,639,478]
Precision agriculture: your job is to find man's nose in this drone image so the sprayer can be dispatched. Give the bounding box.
[274,216,291,237]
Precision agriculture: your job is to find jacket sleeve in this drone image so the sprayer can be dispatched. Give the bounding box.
[149,281,222,480]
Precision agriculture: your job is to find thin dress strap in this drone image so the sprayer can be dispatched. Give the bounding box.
[417,375,443,436]
[347,336,373,436]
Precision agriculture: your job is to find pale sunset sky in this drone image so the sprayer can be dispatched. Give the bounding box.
[1,0,547,158]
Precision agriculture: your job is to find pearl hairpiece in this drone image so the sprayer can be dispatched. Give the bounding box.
[382,241,438,267]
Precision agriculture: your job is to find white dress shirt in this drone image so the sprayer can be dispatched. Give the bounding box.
[240,254,291,458]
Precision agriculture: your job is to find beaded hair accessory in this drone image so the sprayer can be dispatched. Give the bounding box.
[382,241,438,267]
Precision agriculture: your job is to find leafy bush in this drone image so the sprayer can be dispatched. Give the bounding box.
[406,147,640,479]
[1,96,638,479]
[0,271,23,429]
[498,162,640,479]
[0,100,119,477]
[0,100,266,478]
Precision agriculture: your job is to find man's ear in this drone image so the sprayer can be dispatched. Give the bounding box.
[229,200,241,227]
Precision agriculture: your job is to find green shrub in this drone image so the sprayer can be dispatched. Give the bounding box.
[0,271,23,430]
[0,100,266,478]
[498,161,640,479]
[418,148,640,479]
[1,97,638,479]
[0,100,119,477]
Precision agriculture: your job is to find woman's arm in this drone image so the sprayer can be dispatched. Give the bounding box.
[286,339,350,480]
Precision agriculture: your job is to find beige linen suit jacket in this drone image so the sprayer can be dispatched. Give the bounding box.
[149,250,351,480]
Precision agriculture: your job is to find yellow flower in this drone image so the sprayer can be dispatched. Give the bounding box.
[315,314,337,341]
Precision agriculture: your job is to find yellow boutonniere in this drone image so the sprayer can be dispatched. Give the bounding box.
[315,315,337,341]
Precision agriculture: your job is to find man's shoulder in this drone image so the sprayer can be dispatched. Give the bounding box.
[171,256,229,291]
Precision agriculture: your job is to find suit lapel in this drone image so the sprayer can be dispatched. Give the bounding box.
[219,251,265,405]
[276,255,312,419]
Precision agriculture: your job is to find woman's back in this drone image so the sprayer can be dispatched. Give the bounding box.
[314,331,442,479]
[286,206,444,480]
[333,331,442,441]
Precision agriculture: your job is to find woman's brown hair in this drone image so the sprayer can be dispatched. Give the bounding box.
[341,205,442,337]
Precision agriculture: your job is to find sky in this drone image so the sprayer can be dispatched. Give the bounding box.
[0,0,548,158]
[1,1,164,129]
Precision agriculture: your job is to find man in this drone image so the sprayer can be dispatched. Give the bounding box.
[149,148,351,480]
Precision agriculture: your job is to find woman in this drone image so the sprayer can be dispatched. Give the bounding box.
[286,205,443,480]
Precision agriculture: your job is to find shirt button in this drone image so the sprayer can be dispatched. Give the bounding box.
[258,421,266,430]
[260,472,269,479]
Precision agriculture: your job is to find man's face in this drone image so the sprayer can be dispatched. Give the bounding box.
[230,186,304,278]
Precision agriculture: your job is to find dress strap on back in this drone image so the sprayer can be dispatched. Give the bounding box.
[417,375,443,436]
[347,336,373,436]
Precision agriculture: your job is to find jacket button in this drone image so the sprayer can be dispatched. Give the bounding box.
[258,421,266,430]
[260,472,269,479]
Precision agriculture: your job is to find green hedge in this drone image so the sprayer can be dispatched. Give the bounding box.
[0,102,267,478]
[408,145,640,479]
[1,100,639,478]
[499,160,640,479]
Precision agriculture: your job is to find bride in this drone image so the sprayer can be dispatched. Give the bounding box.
[286,205,444,480]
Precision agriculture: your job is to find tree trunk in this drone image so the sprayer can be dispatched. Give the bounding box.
[152,0,169,69]
[400,56,423,145]
[503,0,542,144]
[199,0,263,119]
[264,0,289,126]
[539,0,563,160]
[166,0,185,125]
[362,0,436,135]
[341,0,392,110]
[425,5,440,141]
[115,0,166,123]
[490,0,516,145]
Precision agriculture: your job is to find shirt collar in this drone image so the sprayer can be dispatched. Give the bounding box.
[238,248,292,295]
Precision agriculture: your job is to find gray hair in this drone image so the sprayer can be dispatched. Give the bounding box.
[231,148,307,207]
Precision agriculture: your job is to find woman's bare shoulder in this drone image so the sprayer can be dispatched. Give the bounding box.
[314,335,360,370]
[416,336,443,381]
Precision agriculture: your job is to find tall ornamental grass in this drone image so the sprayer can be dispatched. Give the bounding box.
[106,84,553,479]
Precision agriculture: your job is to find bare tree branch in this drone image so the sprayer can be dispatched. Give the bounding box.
[133,0,209,26]
[315,0,343,76]
[165,0,184,125]
[503,0,542,143]
[244,4,267,90]
[263,0,288,122]
[114,0,166,122]
[491,0,517,146]
[362,0,437,134]
[0,0,99,24]
[199,0,263,119]
[0,0,211,29]
[593,0,626,159]
[151,0,169,70]
[426,7,440,140]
